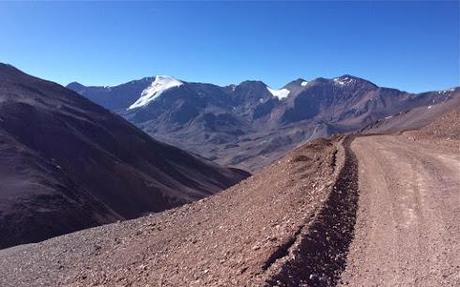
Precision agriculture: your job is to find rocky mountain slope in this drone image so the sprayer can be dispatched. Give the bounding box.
[0,64,248,249]
[362,88,460,134]
[0,136,355,287]
[68,75,458,171]
[2,93,459,287]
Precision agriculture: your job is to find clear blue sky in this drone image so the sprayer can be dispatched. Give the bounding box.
[0,1,458,92]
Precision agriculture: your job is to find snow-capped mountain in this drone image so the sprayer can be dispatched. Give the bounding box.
[0,64,248,249]
[68,75,459,171]
[129,75,183,109]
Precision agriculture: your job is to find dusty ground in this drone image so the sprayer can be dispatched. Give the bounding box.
[339,135,460,286]
[403,106,460,151]
[1,99,458,286]
[0,138,358,287]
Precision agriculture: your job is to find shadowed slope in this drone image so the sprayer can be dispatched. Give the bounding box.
[0,64,249,249]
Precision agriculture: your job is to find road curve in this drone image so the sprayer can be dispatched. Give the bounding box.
[339,135,460,286]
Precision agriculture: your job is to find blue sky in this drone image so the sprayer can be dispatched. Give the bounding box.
[0,1,458,92]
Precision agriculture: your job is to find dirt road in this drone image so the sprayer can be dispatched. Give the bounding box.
[1,135,458,287]
[340,135,460,286]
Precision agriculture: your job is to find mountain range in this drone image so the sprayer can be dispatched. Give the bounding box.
[1,63,460,286]
[0,64,248,249]
[68,75,457,171]
[2,63,459,250]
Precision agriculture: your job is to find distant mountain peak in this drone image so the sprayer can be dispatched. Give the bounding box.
[333,76,356,86]
[237,80,267,87]
[66,81,85,90]
[333,75,378,88]
[284,78,306,85]
[0,63,34,82]
[282,78,310,90]
[128,75,183,110]
[0,63,16,71]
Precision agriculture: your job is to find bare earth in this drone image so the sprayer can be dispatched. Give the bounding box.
[0,134,458,286]
[340,135,460,286]
[0,138,358,287]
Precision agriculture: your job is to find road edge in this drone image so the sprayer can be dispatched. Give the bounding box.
[264,136,360,286]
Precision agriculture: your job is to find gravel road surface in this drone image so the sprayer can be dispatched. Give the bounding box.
[340,135,460,286]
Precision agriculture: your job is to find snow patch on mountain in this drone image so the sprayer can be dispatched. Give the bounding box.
[128,76,183,109]
[333,76,355,86]
[267,87,290,99]
[437,89,454,94]
[301,81,309,87]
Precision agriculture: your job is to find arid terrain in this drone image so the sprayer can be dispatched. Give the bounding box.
[2,100,459,286]
[0,65,459,287]
[340,135,460,286]
[1,1,458,286]
[2,126,458,286]
[0,137,356,286]
[337,100,460,286]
